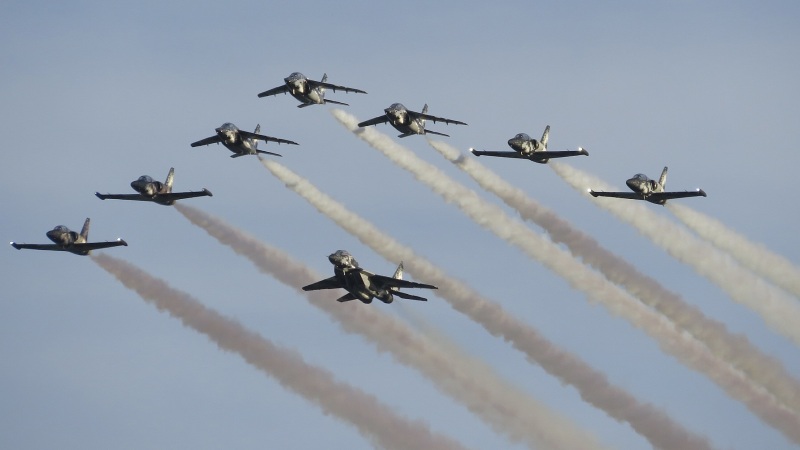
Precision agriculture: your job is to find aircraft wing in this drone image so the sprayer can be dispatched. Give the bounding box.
[470,149,527,159]
[238,130,299,146]
[72,240,129,252]
[413,112,467,126]
[10,242,65,251]
[302,276,344,291]
[257,85,289,98]
[589,191,643,200]
[309,80,367,95]
[369,274,438,290]
[191,135,223,147]
[95,192,149,201]
[648,190,707,202]
[357,115,389,128]
[156,189,213,201]
[530,149,589,160]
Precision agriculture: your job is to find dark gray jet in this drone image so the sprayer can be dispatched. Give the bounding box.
[10,218,127,255]
[95,168,212,206]
[257,72,367,107]
[302,250,437,304]
[358,103,467,138]
[191,123,298,158]
[470,125,589,164]
[590,167,707,205]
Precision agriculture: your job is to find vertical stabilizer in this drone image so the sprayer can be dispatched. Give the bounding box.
[540,125,550,149]
[80,218,91,241]
[254,124,261,149]
[391,262,404,291]
[321,73,328,83]
[421,104,429,114]
[659,166,669,189]
[165,167,175,193]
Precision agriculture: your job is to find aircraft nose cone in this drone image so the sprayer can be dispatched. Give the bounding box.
[625,179,638,191]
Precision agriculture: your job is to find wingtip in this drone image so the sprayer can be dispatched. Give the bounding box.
[118,238,128,246]
[698,188,707,197]
[95,192,106,200]
[203,189,213,197]
[579,147,589,156]
[10,242,20,250]
[588,189,599,197]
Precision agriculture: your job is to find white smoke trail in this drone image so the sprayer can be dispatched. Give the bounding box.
[262,157,717,450]
[668,203,800,300]
[429,140,800,415]
[327,110,800,443]
[550,163,800,348]
[175,204,607,450]
[91,253,469,450]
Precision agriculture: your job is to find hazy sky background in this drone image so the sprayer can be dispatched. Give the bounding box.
[2,1,799,449]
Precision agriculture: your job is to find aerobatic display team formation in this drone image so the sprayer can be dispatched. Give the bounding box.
[22,70,800,450]
[9,71,706,293]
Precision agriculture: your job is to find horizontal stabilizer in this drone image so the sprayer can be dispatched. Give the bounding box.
[392,291,429,301]
[323,99,349,106]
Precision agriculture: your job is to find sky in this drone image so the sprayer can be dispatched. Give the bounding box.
[2,1,800,449]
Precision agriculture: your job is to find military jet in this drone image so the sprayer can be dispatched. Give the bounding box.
[357,103,467,138]
[257,72,367,108]
[590,167,707,205]
[302,250,437,303]
[95,168,212,206]
[10,218,127,255]
[470,125,588,164]
[190,123,298,158]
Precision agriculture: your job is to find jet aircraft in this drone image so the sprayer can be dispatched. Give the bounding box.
[357,103,467,138]
[257,72,367,107]
[470,125,588,164]
[589,167,707,205]
[302,250,437,303]
[10,218,127,255]
[190,123,298,158]
[95,168,212,206]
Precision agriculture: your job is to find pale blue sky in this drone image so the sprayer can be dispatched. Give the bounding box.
[2,1,799,449]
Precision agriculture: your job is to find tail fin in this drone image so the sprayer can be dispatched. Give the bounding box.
[321,73,328,83]
[540,125,550,149]
[421,103,428,114]
[164,167,175,193]
[391,262,404,291]
[80,218,90,240]
[254,124,261,149]
[658,166,668,188]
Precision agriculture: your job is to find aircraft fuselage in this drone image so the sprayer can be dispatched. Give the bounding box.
[385,103,424,135]
[508,133,544,155]
[285,72,324,105]
[328,250,393,304]
[130,176,165,198]
[216,123,257,156]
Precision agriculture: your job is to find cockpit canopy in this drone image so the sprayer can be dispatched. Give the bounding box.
[218,122,237,131]
[137,175,154,183]
[631,173,649,181]
[287,72,305,80]
[388,103,405,111]
[53,225,69,232]
[514,133,531,141]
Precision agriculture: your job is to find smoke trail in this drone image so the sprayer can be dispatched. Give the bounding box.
[91,253,468,450]
[262,158,717,450]
[429,140,800,415]
[668,203,800,300]
[175,204,606,450]
[550,163,800,348]
[328,110,800,443]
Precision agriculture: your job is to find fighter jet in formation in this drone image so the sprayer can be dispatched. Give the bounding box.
[302,250,437,303]
[470,126,588,164]
[191,123,298,158]
[257,72,367,108]
[95,168,212,206]
[590,167,707,205]
[10,218,127,255]
[358,103,467,138]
